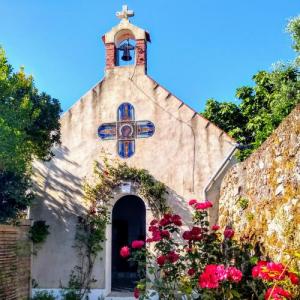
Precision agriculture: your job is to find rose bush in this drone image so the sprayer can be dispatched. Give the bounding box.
[120,200,299,299]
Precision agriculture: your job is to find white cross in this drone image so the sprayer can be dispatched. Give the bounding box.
[116,5,134,20]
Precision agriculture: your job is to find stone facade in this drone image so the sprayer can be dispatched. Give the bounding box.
[219,104,300,263]
[0,221,32,300]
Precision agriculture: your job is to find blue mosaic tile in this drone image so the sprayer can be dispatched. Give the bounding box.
[98,103,155,158]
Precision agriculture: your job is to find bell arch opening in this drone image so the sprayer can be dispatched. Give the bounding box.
[111,195,146,292]
[115,29,136,66]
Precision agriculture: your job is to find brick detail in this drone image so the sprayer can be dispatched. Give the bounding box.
[136,39,147,71]
[105,43,116,69]
[0,222,31,300]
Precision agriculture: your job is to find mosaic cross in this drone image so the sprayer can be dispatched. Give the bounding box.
[98,103,155,158]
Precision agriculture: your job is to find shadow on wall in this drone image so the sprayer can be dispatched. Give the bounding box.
[31,145,84,232]
[165,188,193,226]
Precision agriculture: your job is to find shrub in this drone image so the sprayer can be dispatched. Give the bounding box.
[31,291,56,300]
[29,220,50,244]
[121,199,299,299]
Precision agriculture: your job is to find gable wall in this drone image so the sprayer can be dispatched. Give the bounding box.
[31,65,235,289]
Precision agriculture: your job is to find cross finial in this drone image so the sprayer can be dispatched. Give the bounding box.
[116,5,134,21]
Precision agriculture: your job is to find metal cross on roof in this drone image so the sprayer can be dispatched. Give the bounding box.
[98,103,155,158]
[116,5,134,21]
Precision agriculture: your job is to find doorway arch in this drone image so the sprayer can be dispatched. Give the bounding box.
[111,195,146,292]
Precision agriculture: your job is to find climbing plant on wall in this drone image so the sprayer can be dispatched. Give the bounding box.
[62,158,169,300]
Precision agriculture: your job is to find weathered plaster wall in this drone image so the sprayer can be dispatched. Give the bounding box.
[31,65,235,289]
[219,104,300,263]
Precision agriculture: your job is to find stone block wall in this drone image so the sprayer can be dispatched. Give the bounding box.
[219,104,300,263]
[0,221,32,300]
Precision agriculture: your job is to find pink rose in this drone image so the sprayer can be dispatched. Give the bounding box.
[188,199,198,206]
[226,267,243,282]
[131,240,145,249]
[120,246,130,258]
[264,287,291,300]
[224,227,234,239]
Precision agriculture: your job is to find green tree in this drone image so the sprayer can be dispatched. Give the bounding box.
[287,15,300,64]
[0,47,61,222]
[202,17,300,160]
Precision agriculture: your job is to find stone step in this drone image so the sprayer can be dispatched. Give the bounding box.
[105,296,135,300]
[105,291,135,299]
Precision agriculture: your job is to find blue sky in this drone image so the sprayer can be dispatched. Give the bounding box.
[0,1,298,112]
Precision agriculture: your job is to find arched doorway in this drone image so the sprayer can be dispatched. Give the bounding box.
[111,195,146,291]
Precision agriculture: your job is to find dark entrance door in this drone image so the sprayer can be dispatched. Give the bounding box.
[111,195,146,292]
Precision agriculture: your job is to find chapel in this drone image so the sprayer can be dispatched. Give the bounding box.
[31,5,236,299]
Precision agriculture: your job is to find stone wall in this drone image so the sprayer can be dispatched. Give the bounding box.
[0,221,32,300]
[219,104,300,263]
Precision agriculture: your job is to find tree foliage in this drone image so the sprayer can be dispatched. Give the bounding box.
[202,17,300,160]
[287,15,300,64]
[0,47,61,222]
[0,170,33,222]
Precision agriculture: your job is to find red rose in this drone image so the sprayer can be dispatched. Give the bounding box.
[211,225,220,231]
[265,262,286,280]
[173,219,182,226]
[188,268,196,276]
[120,246,130,258]
[264,286,291,300]
[160,230,170,239]
[157,255,166,266]
[252,261,286,281]
[224,227,234,239]
[199,264,228,289]
[150,219,158,226]
[193,235,202,241]
[152,231,162,241]
[172,214,182,226]
[252,261,267,276]
[226,267,243,282]
[134,287,139,298]
[163,213,172,219]
[148,225,158,232]
[167,251,180,263]
[131,240,145,249]
[195,201,213,210]
[159,217,171,226]
[288,272,299,285]
[146,238,153,243]
[199,270,219,289]
[191,226,201,235]
[195,203,206,210]
[183,230,192,240]
[188,199,198,206]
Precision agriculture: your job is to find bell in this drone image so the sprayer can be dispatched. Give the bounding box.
[118,40,135,61]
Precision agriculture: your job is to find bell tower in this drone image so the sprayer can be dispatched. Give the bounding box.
[102,5,151,74]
